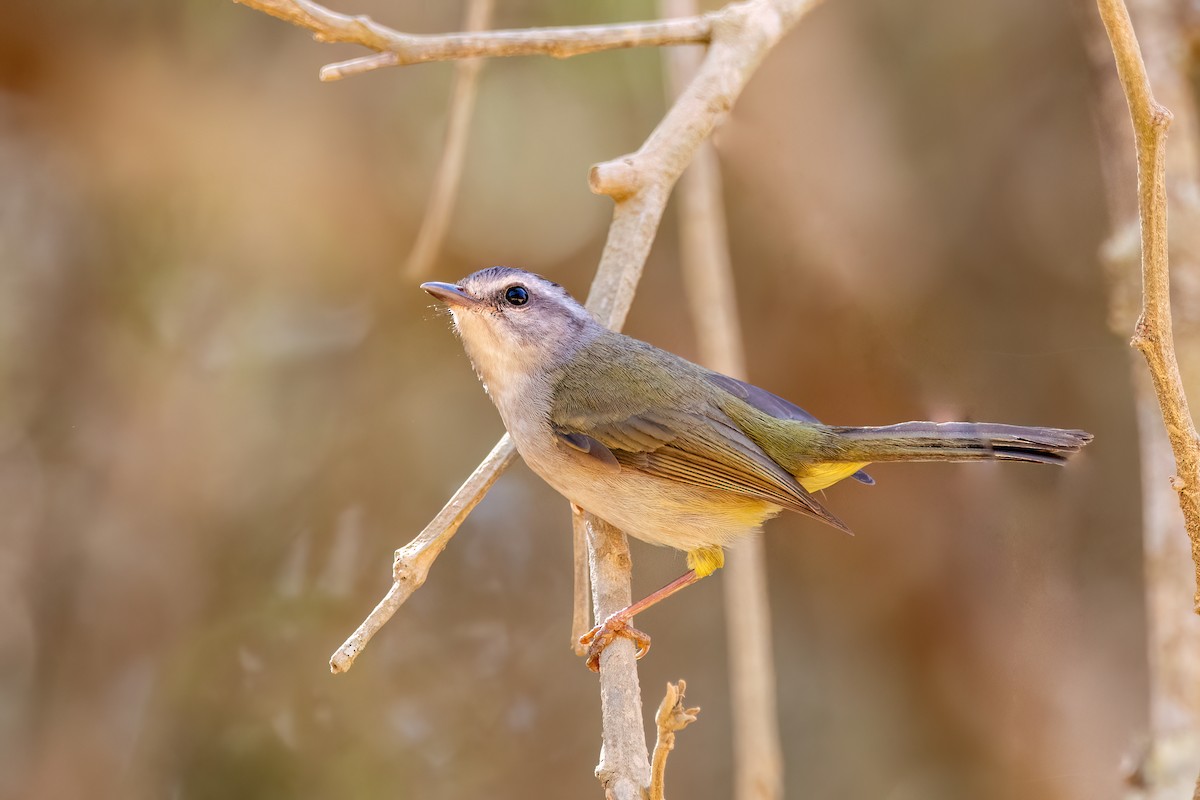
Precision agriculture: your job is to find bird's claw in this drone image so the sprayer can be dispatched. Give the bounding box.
[579,615,651,672]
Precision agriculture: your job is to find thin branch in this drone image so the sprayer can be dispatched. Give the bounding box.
[1097,0,1200,610]
[661,0,747,373]
[403,0,493,279]
[1085,1,1200,796]
[586,0,826,322]
[320,52,396,82]
[586,516,652,799]
[649,680,701,800]
[232,0,713,81]
[330,435,517,673]
[660,2,783,796]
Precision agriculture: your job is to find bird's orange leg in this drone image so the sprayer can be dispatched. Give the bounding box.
[579,569,705,672]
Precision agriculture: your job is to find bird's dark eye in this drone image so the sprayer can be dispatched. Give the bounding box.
[504,285,529,306]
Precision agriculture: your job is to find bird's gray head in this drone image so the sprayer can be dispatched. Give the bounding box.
[422,267,600,390]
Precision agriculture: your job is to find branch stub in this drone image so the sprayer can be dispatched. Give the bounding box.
[590,158,643,199]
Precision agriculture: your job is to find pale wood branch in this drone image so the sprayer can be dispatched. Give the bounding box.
[586,516,652,799]
[586,0,825,324]
[329,435,517,672]
[404,0,493,279]
[649,680,701,800]
[660,2,783,796]
[1097,0,1200,606]
[232,0,713,81]
[1091,1,1200,797]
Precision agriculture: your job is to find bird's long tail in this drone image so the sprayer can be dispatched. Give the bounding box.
[824,422,1092,465]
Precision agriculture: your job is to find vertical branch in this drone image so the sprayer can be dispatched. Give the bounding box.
[659,2,783,798]
[580,172,674,800]
[405,0,494,278]
[1096,0,1200,608]
[586,516,652,800]
[1090,0,1200,796]
[580,182,672,797]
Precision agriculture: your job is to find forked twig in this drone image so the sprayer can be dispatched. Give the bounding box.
[1096,0,1200,609]
[649,680,701,800]
[1093,2,1200,797]
[232,0,713,81]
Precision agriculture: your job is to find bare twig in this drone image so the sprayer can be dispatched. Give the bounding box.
[586,0,825,323]
[1096,0,1200,606]
[649,680,701,800]
[661,0,746,372]
[330,435,517,672]
[404,0,493,279]
[1091,1,1200,797]
[586,516,652,799]
[232,0,713,81]
[660,3,782,796]
[1097,0,1200,613]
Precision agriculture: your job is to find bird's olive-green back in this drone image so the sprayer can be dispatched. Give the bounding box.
[547,332,850,533]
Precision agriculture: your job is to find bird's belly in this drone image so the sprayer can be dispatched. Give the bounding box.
[520,440,778,552]
[492,387,777,552]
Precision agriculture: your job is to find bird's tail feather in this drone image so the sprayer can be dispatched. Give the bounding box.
[825,422,1092,465]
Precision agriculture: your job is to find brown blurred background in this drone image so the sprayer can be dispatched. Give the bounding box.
[0,1,1146,798]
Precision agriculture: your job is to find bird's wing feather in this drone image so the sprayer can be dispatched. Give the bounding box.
[555,430,621,473]
[551,395,851,535]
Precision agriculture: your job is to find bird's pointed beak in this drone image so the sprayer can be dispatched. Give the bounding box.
[421,281,481,309]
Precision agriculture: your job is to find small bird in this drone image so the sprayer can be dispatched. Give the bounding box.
[422,267,1092,670]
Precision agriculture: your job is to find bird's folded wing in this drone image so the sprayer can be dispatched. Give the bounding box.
[704,371,874,486]
[552,404,851,535]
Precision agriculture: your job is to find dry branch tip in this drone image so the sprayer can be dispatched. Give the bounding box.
[655,680,701,732]
[589,159,643,199]
[649,680,700,800]
[234,0,716,80]
[320,53,399,81]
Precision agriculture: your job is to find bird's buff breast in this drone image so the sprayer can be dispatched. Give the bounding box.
[511,417,778,552]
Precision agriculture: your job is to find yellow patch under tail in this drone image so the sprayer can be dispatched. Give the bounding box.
[686,546,725,577]
[797,461,870,493]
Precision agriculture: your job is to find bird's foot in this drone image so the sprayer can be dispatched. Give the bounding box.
[579,614,651,672]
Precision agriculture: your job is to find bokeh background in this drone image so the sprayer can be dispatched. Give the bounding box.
[0,0,1150,798]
